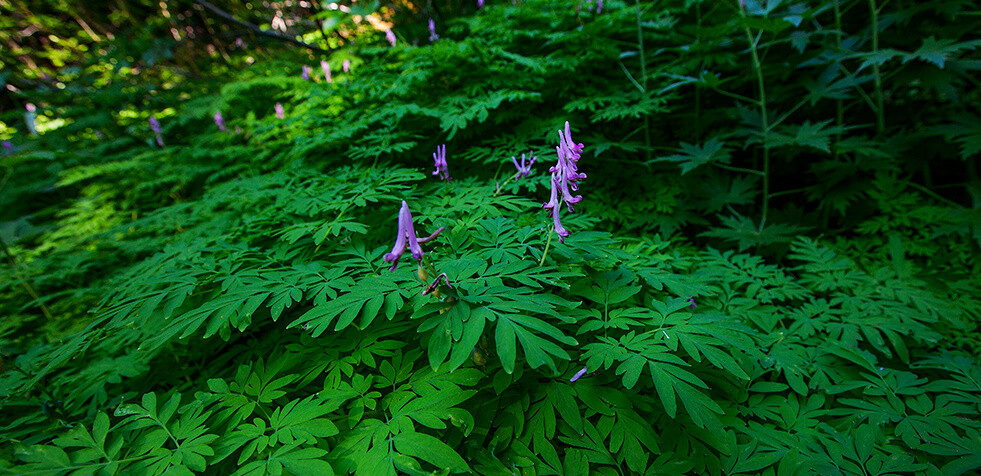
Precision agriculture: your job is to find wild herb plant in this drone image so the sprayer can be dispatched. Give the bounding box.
[1,0,980,475]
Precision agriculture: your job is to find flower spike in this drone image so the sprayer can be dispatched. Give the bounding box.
[432,144,451,181]
[542,121,585,242]
[511,151,537,179]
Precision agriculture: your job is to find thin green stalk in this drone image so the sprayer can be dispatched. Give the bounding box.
[695,2,702,137]
[833,0,844,160]
[742,18,770,229]
[635,0,651,162]
[539,226,554,267]
[869,0,885,135]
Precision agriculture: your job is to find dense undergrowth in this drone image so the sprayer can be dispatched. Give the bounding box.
[2,0,980,474]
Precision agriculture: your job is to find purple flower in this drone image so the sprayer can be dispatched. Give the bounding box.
[385,29,397,46]
[148,116,164,146]
[321,60,332,83]
[478,0,485,8]
[432,144,451,181]
[234,37,245,48]
[597,0,603,13]
[2,141,12,152]
[25,103,36,113]
[428,19,439,42]
[149,116,162,134]
[275,103,285,120]
[570,366,588,382]
[383,201,445,271]
[542,121,586,243]
[214,111,227,132]
[511,151,537,179]
[687,297,696,309]
[302,65,311,81]
[342,59,351,72]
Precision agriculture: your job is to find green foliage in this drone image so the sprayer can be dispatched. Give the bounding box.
[2,0,981,475]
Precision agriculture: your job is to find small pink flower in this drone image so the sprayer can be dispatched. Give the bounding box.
[342,59,351,72]
[385,29,397,47]
[275,103,285,119]
[321,60,332,83]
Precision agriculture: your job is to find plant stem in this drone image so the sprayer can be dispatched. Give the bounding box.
[539,226,554,267]
[833,0,844,160]
[869,0,885,135]
[743,22,770,229]
[635,0,651,162]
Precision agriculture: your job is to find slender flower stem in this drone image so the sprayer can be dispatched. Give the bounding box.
[869,0,885,136]
[743,18,770,229]
[539,226,554,267]
[494,176,515,196]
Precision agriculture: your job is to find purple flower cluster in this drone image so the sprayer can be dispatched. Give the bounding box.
[542,121,586,242]
[2,141,12,152]
[214,112,227,132]
[385,29,397,46]
[478,0,485,8]
[149,116,164,147]
[383,201,445,271]
[511,151,537,179]
[302,65,311,81]
[428,19,439,42]
[342,59,351,73]
[321,60,332,83]
[432,144,451,181]
[275,103,285,119]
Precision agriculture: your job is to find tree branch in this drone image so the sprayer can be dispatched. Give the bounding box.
[194,0,331,54]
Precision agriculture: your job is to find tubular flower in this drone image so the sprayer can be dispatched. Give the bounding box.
[302,65,311,80]
[432,144,451,181]
[478,0,485,8]
[2,141,12,152]
[275,103,285,119]
[342,59,351,72]
[149,116,164,147]
[428,19,439,42]
[385,29,397,46]
[511,151,537,179]
[383,201,445,271]
[214,112,227,132]
[321,60,332,83]
[542,121,586,243]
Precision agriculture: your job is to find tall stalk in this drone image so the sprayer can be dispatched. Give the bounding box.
[833,0,844,161]
[635,0,651,162]
[869,0,885,135]
[741,16,770,228]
